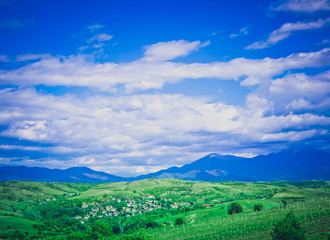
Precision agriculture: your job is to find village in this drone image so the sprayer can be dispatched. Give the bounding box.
[74,195,192,223]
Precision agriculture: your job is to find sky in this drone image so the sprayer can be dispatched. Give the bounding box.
[0,0,329,177]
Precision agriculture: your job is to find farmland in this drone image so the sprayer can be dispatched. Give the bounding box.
[0,179,329,239]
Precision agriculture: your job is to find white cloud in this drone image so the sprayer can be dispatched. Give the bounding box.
[87,24,105,31]
[273,0,330,12]
[3,120,50,140]
[0,85,329,175]
[269,71,330,111]
[0,43,329,91]
[16,54,51,61]
[230,26,249,38]
[246,18,330,49]
[142,40,210,62]
[318,39,330,45]
[0,55,10,62]
[0,144,42,151]
[87,33,113,43]
[1,39,330,176]
[260,129,320,142]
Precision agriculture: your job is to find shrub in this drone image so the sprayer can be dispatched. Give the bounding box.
[271,211,305,240]
[175,217,185,226]
[228,202,243,215]
[145,220,159,229]
[254,203,263,212]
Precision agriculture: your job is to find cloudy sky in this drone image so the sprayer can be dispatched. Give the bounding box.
[0,0,329,177]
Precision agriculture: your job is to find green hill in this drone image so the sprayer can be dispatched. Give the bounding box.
[0,179,329,239]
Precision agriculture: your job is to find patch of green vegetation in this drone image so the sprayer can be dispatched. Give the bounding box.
[0,216,39,239]
[0,179,328,239]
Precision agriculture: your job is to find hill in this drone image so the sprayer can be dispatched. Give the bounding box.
[0,179,329,239]
[0,148,329,182]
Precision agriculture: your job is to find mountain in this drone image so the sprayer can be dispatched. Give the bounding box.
[0,166,125,183]
[133,148,330,181]
[0,148,329,182]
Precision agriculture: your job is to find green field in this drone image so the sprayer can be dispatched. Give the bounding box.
[0,179,329,239]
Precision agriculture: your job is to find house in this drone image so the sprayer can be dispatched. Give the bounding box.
[91,207,99,213]
[202,204,214,208]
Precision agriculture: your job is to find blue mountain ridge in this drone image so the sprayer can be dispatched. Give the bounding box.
[0,148,329,182]
[0,166,125,183]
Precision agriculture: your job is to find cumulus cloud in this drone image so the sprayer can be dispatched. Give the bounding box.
[1,39,329,176]
[142,40,210,62]
[87,33,113,43]
[0,85,329,175]
[246,18,330,49]
[273,0,330,12]
[0,43,329,91]
[269,71,330,111]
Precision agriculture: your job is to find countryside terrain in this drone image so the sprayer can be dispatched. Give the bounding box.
[0,179,329,239]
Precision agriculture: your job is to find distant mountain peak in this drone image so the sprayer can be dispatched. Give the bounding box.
[136,148,330,182]
[0,148,328,182]
[0,165,125,183]
[66,166,91,171]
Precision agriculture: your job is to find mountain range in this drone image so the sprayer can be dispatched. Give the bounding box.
[0,166,125,183]
[0,148,329,182]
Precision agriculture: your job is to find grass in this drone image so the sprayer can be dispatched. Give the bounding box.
[146,198,329,240]
[0,216,39,239]
[0,179,329,239]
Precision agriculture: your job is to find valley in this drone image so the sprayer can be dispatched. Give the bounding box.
[0,179,329,239]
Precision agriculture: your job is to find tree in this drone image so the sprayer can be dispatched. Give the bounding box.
[175,217,185,226]
[92,220,113,238]
[271,211,305,240]
[254,203,263,212]
[281,200,287,208]
[228,202,243,215]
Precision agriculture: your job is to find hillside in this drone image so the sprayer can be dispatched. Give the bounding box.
[0,179,329,239]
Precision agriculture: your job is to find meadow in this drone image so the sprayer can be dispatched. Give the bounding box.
[0,179,329,239]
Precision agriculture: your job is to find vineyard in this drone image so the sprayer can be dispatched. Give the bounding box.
[0,179,329,239]
[147,198,329,239]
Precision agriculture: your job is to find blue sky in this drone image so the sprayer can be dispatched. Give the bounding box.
[0,0,329,176]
